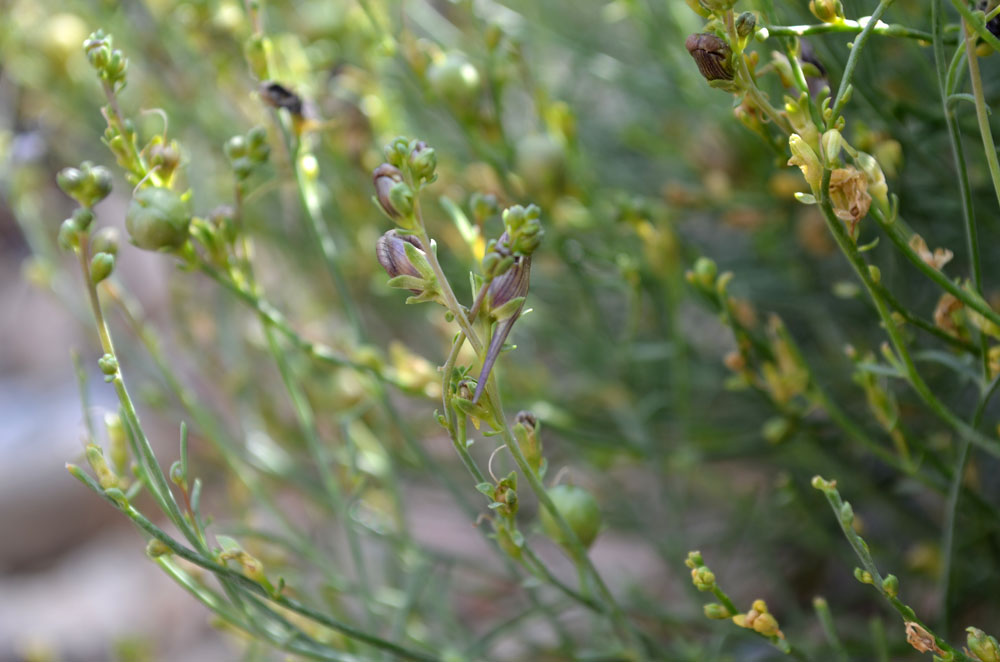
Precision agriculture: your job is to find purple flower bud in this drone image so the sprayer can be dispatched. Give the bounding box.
[376,230,425,291]
[373,163,405,218]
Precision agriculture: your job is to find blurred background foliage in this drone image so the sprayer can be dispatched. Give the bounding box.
[2,0,1000,660]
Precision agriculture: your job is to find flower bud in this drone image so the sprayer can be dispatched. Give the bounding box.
[85,443,120,490]
[98,353,118,375]
[691,566,716,591]
[372,163,406,219]
[125,187,191,251]
[408,141,437,184]
[73,207,95,232]
[685,33,734,82]
[146,539,172,558]
[58,218,80,251]
[105,412,127,476]
[376,230,423,282]
[486,255,531,320]
[704,603,732,619]
[83,30,111,69]
[967,627,1000,662]
[788,133,823,191]
[90,252,115,284]
[540,484,602,550]
[736,12,757,39]
[809,0,844,23]
[881,574,899,598]
[91,227,120,256]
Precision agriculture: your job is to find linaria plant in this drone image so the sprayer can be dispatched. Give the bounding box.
[5,0,1000,660]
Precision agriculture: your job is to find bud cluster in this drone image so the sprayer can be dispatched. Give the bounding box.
[224,126,270,180]
[83,30,128,91]
[372,137,438,226]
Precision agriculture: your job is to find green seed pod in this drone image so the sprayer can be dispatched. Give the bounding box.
[704,603,732,619]
[540,484,602,549]
[224,135,248,160]
[90,252,115,284]
[427,52,481,106]
[91,227,120,256]
[125,187,191,251]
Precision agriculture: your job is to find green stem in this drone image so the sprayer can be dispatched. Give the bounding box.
[950,0,1000,52]
[763,19,936,43]
[830,0,896,127]
[817,174,1000,460]
[964,18,1000,222]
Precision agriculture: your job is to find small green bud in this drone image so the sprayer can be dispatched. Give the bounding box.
[58,218,80,251]
[839,500,854,525]
[224,135,247,159]
[408,140,437,184]
[85,444,120,490]
[72,207,95,232]
[821,129,843,166]
[685,550,704,568]
[57,167,85,197]
[146,538,172,558]
[881,574,899,598]
[868,265,881,283]
[762,416,793,444]
[388,181,415,218]
[691,565,716,591]
[811,475,835,491]
[98,353,118,375]
[853,567,874,584]
[704,603,732,619]
[736,12,757,39]
[967,627,1000,662]
[515,134,566,194]
[692,256,718,289]
[247,126,270,162]
[105,412,127,476]
[540,484,602,550]
[470,192,500,222]
[809,0,844,23]
[169,460,185,486]
[90,252,115,284]
[125,187,191,251]
[91,227,120,256]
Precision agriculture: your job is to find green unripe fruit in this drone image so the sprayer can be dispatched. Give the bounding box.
[540,484,602,549]
[427,52,481,105]
[72,207,95,232]
[126,187,191,251]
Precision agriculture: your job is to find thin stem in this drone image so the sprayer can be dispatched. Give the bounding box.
[964,18,1000,221]
[817,174,1000,459]
[830,0,896,127]
[763,19,936,43]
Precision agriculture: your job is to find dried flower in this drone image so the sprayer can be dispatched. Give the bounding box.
[933,293,963,337]
[828,167,871,240]
[904,622,945,656]
[908,234,953,270]
[685,33,734,82]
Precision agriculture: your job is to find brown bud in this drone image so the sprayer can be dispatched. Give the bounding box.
[685,33,734,82]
